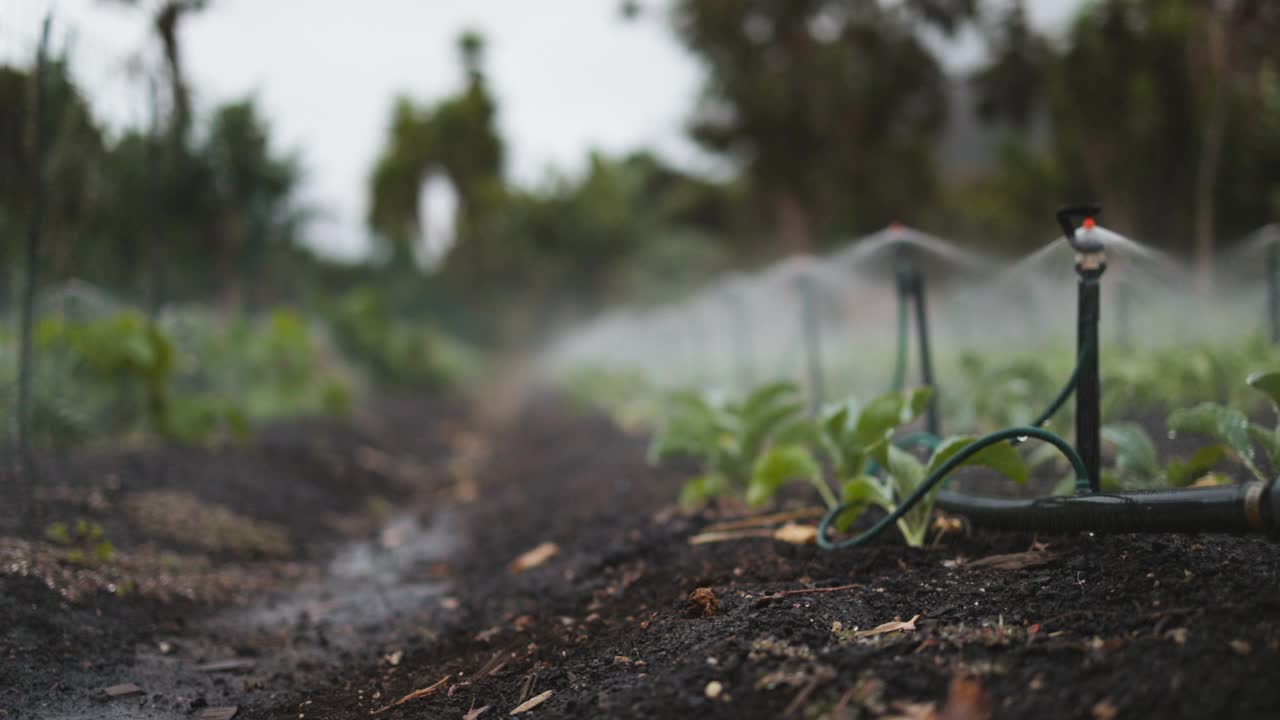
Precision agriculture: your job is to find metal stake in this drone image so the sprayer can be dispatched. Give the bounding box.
[16,16,51,454]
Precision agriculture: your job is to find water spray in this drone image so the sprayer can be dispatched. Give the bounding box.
[719,284,754,390]
[795,273,825,414]
[1269,241,1279,344]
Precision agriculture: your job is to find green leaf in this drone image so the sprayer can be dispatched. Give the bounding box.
[648,391,722,464]
[836,475,895,531]
[678,473,730,510]
[854,388,930,448]
[1165,444,1228,487]
[903,386,934,421]
[885,444,926,499]
[1102,422,1159,479]
[740,381,802,418]
[1247,371,1280,414]
[773,418,820,446]
[738,396,805,460]
[1168,403,1261,480]
[926,435,1029,485]
[748,444,823,508]
[1249,425,1280,470]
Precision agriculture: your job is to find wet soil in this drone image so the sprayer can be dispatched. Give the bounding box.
[3,394,1280,719]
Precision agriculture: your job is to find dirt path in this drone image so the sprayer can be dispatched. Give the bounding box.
[4,394,1280,719]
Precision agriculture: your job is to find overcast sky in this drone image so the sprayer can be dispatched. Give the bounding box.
[1,0,1080,259]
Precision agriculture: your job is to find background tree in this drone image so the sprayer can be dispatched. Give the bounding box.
[670,0,976,256]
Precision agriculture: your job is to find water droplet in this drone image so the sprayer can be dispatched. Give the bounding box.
[1016,435,1029,443]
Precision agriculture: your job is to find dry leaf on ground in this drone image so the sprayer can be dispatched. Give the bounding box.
[773,522,818,545]
[853,614,921,638]
[1091,698,1118,720]
[509,690,553,715]
[371,674,451,714]
[688,587,718,617]
[885,700,938,720]
[508,542,559,573]
[463,705,491,720]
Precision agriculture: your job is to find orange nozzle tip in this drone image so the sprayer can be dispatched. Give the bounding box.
[1082,217,1096,229]
[889,220,903,230]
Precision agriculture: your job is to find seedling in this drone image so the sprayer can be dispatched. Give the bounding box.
[649,381,807,508]
[44,518,115,565]
[1166,371,1280,484]
[749,386,1028,547]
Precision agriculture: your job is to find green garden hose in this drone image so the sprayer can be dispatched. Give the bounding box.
[890,290,909,392]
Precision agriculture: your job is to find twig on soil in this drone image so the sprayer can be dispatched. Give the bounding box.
[783,678,820,719]
[832,685,858,716]
[689,522,819,546]
[516,673,538,705]
[371,674,451,715]
[471,650,510,681]
[702,508,825,534]
[753,583,865,607]
[689,528,775,545]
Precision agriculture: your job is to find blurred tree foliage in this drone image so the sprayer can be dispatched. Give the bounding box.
[672,0,976,253]
[5,0,1280,359]
[367,33,739,344]
[961,0,1280,266]
[0,56,306,310]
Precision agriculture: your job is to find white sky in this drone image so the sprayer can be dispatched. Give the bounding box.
[1,0,1080,260]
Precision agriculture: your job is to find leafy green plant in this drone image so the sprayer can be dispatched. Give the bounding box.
[649,381,807,508]
[27,311,176,440]
[1102,421,1229,489]
[747,387,932,511]
[325,288,481,389]
[837,433,1027,546]
[45,519,115,565]
[1166,371,1280,484]
[751,387,1027,547]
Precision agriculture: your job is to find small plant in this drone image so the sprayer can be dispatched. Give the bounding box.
[832,432,1026,547]
[1166,371,1280,484]
[649,381,807,508]
[751,387,1028,547]
[748,387,933,511]
[1101,421,1229,489]
[44,519,115,565]
[1105,370,1280,490]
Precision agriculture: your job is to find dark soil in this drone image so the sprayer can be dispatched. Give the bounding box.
[4,393,1280,719]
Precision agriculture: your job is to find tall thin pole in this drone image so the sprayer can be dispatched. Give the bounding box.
[1076,262,1103,493]
[912,272,939,437]
[16,16,52,453]
[1267,242,1279,344]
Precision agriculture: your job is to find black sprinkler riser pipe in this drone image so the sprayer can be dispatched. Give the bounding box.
[937,482,1278,536]
[911,272,940,437]
[1076,264,1103,493]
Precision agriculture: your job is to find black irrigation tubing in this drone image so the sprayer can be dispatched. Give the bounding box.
[934,481,1280,536]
